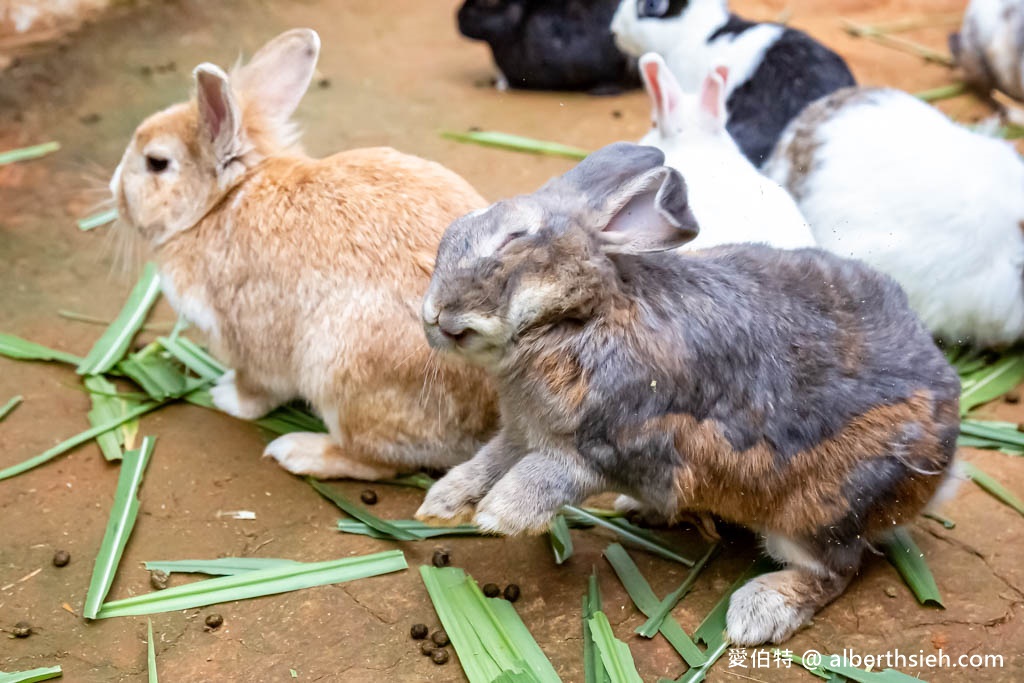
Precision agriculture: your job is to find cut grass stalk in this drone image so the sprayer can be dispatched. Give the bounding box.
[0,400,161,481]
[0,141,60,165]
[441,130,589,160]
[184,390,327,435]
[564,506,694,567]
[637,543,718,638]
[0,333,83,365]
[337,519,481,539]
[0,395,22,422]
[548,513,574,565]
[157,336,225,381]
[922,511,956,529]
[840,19,954,66]
[583,571,610,683]
[603,544,706,668]
[77,262,162,376]
[147,619,158,683]
[419,565,562,682]
[145,558,301,575]
[85,376,135,461]
[98,551,406,618]
[118,348,190,400]
[0,666,63,683]
[962,460,1024,516]
[958,348,1024,414]
[882,527,944,607]
[588,611,642,683]
[379,472,436,490]
[915,82,969,102]
[58,310,174,332]
[959,419,1024,450]
[308,478,420,540]
[84,436,157,619]
[77,208,118,232]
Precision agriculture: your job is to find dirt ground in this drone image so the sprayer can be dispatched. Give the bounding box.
[1,0,1022,681]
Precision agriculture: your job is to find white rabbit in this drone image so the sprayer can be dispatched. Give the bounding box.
[951,0,1024,102]
[638,53,814,250]
[765,87,1024,347]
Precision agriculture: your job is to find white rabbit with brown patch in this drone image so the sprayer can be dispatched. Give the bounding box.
[110,29,498,479]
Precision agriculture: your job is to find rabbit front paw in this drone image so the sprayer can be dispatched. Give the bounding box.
[211,370,276,419]
[726,572,814,646]
[415,464,487,525]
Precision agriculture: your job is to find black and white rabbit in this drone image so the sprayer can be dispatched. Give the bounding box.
[415,143,960,645]
[457,0,639,93]
[611,0,855,165]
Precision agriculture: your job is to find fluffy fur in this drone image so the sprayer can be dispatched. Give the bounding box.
[415,143,959,645]
[611,0,855,165]
[951,0,1024,102]
[110,29,498,479]
[457,0,638,92]
[764,87,1024,347]
[637,53,814,249]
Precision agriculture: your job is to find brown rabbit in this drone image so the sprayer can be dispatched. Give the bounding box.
[109,29,497,479]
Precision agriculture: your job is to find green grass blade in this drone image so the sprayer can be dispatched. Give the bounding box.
[337,519,481,539]
[673,640,728,683]
[693,556,777,649]
[84,436,157,619]
[84,376,134,461]
[914,82,967,102]
[0,666,63,683]
[185,389,327,434]
[882,528,943,607]
[157,336,225,381]
[77,262,162,375]
[962,461,1024,516]
[959,419,1024,450]
[564,506,694,566]
[821,659,925,683]
[548,514,573,565]
[603,544,706,668]
[0,395,22,422]
[588,611,643,683]
[420,565,561,682]
[959,350,1024,415]
[637,543,718,638]
[308,478,420,540]
[0,400,161,481]
[379,472,436,489]
[147,619,158,682]
[0,333,83,365]
[97,551,407,619]
[77,208,119,232]
[145,558,301,575]
[441,130,589,160]
[583,571,610,683]
[0,141,60,165]
[118,353,188,399]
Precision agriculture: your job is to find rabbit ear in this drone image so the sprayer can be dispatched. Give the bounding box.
[697,66,728,131]
[557,143,699,253]
[194,64,242,166]
[233,28,320,124]
[639,53,682,134]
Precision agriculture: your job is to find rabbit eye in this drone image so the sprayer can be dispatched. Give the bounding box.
[498,230,528,251]
[146,155,169,173]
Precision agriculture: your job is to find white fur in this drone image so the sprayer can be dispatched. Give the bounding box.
[726,576,810,645]
[638,55,814,250]
[611,0,782,96]
[158,268,220,339]
[764,534,827,575]
[765,88,1024,346]
[210,370,273,419]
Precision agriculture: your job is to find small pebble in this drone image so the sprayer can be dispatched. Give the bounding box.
[360,489,378,505]
[52,549,71,567]
[318,77,331,89]
[78,113,101,125]
[611,110,623,119]
[205,613,224,629]
[482,583,500,598]
[431,629,449,647]
[410,623,428,640]
[1005,390,1021,404]
[150,570,170,591]
[431,648,450,665]
[885,586,898,598]
[431,549,450,567]
[12,621,31,638]
[503,584,521,602]
[139,65,153,77]
[420,640,436,656]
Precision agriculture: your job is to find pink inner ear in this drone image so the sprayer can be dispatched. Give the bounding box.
[700,72,723,122]
[714,65,729,86]
[643,61,664,114]
[197,73,229,142]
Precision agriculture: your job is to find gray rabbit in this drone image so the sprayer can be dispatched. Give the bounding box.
[415,143,960,645]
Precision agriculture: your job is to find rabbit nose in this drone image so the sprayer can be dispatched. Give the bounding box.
[437,311,470,342]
